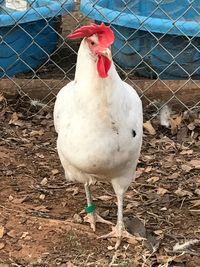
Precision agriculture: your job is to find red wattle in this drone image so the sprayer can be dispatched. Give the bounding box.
[97,56,111,78]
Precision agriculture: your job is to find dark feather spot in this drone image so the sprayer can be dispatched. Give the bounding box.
[132,130,136,137]
[112,122,119,135]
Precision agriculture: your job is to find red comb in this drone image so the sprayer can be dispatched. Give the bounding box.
[67,23,114,47]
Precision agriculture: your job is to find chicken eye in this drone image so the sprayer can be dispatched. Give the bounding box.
[90,41,95,46]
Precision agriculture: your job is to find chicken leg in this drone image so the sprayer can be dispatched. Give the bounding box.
[83,183,113,231]
[99,184,139,249]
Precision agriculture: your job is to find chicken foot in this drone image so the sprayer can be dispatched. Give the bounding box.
[83,183,113,231]
[99,191,139,249]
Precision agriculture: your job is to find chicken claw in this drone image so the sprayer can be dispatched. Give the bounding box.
[99,223,140,249]
[84,212,113,232]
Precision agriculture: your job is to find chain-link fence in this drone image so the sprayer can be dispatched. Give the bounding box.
[1,0,200,117]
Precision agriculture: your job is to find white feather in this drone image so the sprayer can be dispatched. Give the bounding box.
[54,38,143,193]
[159,105,171,128]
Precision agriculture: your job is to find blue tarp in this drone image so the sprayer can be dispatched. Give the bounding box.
[80,0,200,37]
[0,0,74,26]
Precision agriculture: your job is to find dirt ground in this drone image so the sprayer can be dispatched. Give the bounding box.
[0,95,199,267]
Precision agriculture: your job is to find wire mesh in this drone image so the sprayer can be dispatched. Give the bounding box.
[0,0,200,117]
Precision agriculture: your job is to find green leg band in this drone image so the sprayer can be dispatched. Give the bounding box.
[84,203,96,213]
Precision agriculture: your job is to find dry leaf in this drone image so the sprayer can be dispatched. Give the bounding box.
[194,189,200,196]
[61,201,67,207]
[24,235,31,241]
[39,194,45,200]
[168,172,179,179]
[135,167,144,178]
[190,200,200,207]
[174,115,182,125]
[0,94,5,102]
[0,264,10,267]
[144,155,155,161]
[107,245,114,250]
[0,243,5,250]
[125,202,140,210]
[169,120,177,135]
[30,129,44,137]
[72,187,79,196]
[12,196,27,204]
[40,178,48,186]
[190,159,200,169]
[195,177,200,184]
[101,209,110,217]
[97,195,112,201]
[6,170,12,176]
[33,205,49,212]
[154,230,163,235]
[177,126,189,142]
[169,115,182,134]
[66,187,79,196]
[20,232,29,239]
[7,229,18,238]
[187,122,195,130]
[156,254,177,264]
[157,187,168,196]
[175,188,193,197]
[170,118,177,135]
[51,169,59,175]
[66,261,77,267]
[180,149,193,155]
[9,112,23,126]
[9,195,14,201]
[143,120,156,135]
[73,213,82,223]
[181,164,192,172]
[189,209,200,215]
[145,166,152,173]
[173,239,200,252]
[147,176,160,183]
[36,153,45,159]
[0,226,4,239]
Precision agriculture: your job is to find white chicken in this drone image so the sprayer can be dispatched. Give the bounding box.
[54,23,143,249]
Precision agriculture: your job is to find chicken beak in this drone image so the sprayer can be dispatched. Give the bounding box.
[98,47,112,60]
